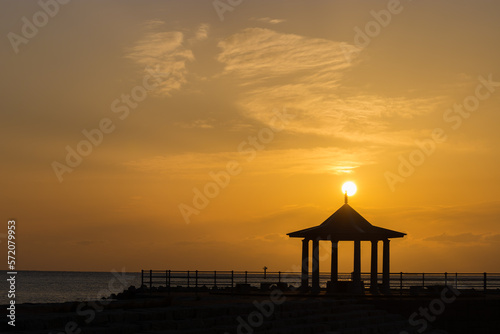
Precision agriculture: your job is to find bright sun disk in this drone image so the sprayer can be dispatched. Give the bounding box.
[342,182,357,196]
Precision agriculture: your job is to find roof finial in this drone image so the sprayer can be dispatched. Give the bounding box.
[342,182,356,204]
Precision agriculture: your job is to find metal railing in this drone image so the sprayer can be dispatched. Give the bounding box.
[141,270,500,292]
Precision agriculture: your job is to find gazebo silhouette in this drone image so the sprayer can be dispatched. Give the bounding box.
[288,193,406,293]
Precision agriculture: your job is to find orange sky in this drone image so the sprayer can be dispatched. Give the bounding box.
[1,0,500,273]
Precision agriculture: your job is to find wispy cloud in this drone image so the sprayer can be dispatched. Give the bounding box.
[250,17,286,24]
[126,20,196,96]
[175,119,215,129]
[363,201,500,241]
[124,147,377,179]
[218,28,352,83]
[193,23,209,42]
[217,28,447,145]
[425,233,488,244]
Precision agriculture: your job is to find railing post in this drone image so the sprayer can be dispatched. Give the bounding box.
[279,271,281,283]
[141,270,144,287]
[455,272,458,289]
[245,271,248,284]
[196,270,198,288]
[445,272,448,286]
[231,270,234,288]
[168,270,171,296]
[214,270,217,288]
[484,272,487,292]
[165,270,168,287]
[149,270,152,293]
[187,270,190,288]
[422,273,425,287]
[399,272,403,294]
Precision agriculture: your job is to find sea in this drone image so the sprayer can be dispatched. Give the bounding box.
[0,271,142,305]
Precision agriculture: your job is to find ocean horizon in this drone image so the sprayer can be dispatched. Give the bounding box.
[0,270,142,305]
[3,270,498,305]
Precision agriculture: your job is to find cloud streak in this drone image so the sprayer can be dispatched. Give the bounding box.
[126,20,196,96]
[124,146,377,179]
[217,28,447,145]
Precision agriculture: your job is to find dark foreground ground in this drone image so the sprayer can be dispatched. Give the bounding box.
[2,286,500,333]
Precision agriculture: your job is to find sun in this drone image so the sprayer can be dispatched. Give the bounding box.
[342,181,357,196]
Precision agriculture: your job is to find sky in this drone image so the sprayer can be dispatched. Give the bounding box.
[1,0,500,273]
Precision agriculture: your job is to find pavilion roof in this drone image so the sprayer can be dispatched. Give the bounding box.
[287,203,406,240]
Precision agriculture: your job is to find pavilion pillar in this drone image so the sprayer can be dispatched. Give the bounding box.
[301,239,309,289]
[370,240,379,293]
[353,240,361,284]
[312,239,320,291]
[382,239,390,293]
[331,240,338,284]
